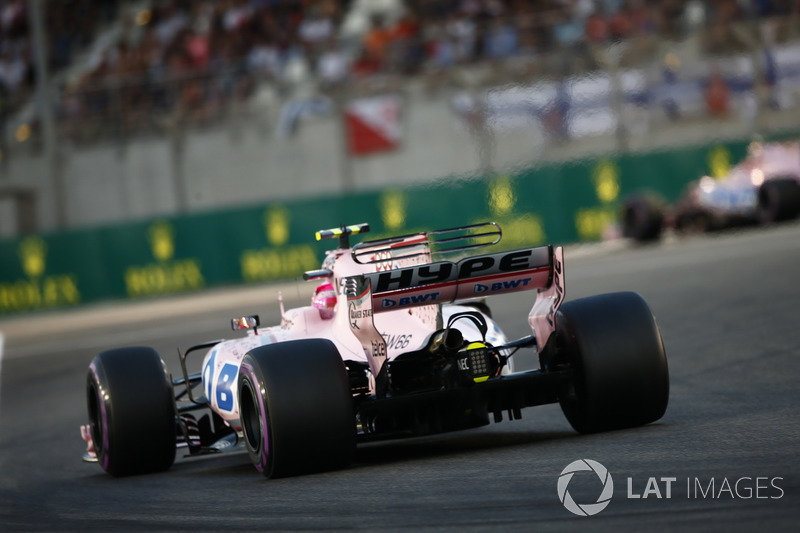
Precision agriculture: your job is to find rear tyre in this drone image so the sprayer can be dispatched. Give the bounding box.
[86,347,176,476]
[622,196,664,242]
[757,178,800,223]
[556,292,669,434]
[238,339,356,478]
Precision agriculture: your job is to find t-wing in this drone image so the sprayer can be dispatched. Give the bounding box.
[343,245,565,382]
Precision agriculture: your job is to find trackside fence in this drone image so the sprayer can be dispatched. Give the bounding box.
[0,134,792,315]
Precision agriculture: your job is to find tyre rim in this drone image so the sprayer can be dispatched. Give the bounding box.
[240,379,262,454]
[87,364,110,470]
[239,367,270,473]
[87,380,104,455]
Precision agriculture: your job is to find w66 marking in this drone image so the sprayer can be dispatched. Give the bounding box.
[383,333,412,350]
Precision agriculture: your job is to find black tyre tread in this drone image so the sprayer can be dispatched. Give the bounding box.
[758,178,800,223]
[622,196,664,242]
[556,292,669,433]
[87,347,176,477]
[239,339,355,478]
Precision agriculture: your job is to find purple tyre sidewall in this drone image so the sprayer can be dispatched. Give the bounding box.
[240,361,270,473]
[88,362,111,471]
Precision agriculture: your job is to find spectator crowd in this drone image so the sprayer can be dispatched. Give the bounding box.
[1,0,798,144]
[1,1,122,121]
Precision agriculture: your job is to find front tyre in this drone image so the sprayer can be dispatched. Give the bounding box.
[86,347,176,476]
[556,292,669,433]
[238,339,356,478]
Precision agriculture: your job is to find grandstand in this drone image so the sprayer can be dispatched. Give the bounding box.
[1,0,800,237]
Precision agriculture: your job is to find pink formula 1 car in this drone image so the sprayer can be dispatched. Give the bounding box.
[82,223,669,478]
[623,140,800,242]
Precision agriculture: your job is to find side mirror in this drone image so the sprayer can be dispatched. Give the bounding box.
[231,315,260,332]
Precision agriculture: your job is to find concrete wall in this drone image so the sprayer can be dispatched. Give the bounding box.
[0,89,487,235]
[1,79,799,236]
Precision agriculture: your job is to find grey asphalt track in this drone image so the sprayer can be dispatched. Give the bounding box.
[0,223,798,531]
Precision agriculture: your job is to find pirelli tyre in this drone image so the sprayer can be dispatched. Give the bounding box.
[622,195,664,242]
[86,347,176,477]
[238,339,356,478]
[555,292,669,434]
[757,178,800,223]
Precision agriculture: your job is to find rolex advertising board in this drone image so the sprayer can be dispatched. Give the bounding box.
[0,138,769,314]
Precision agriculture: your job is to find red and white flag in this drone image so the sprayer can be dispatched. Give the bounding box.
[344,95,403,156]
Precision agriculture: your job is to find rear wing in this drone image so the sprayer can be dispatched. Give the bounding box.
[344,245,565,382]
[364,246,552,309]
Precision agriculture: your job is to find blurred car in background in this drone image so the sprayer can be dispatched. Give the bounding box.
[623,140,800,242]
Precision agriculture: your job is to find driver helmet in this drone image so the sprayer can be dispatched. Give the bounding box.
[312,282,337,319]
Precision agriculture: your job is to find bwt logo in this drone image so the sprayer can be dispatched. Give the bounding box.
[381,292,440,308]
[473,278,531,294]
[557,459,614,516]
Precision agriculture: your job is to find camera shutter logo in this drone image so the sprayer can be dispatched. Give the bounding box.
[557,459,614,516]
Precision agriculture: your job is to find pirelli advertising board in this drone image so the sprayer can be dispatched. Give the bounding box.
[0,139,755,315]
